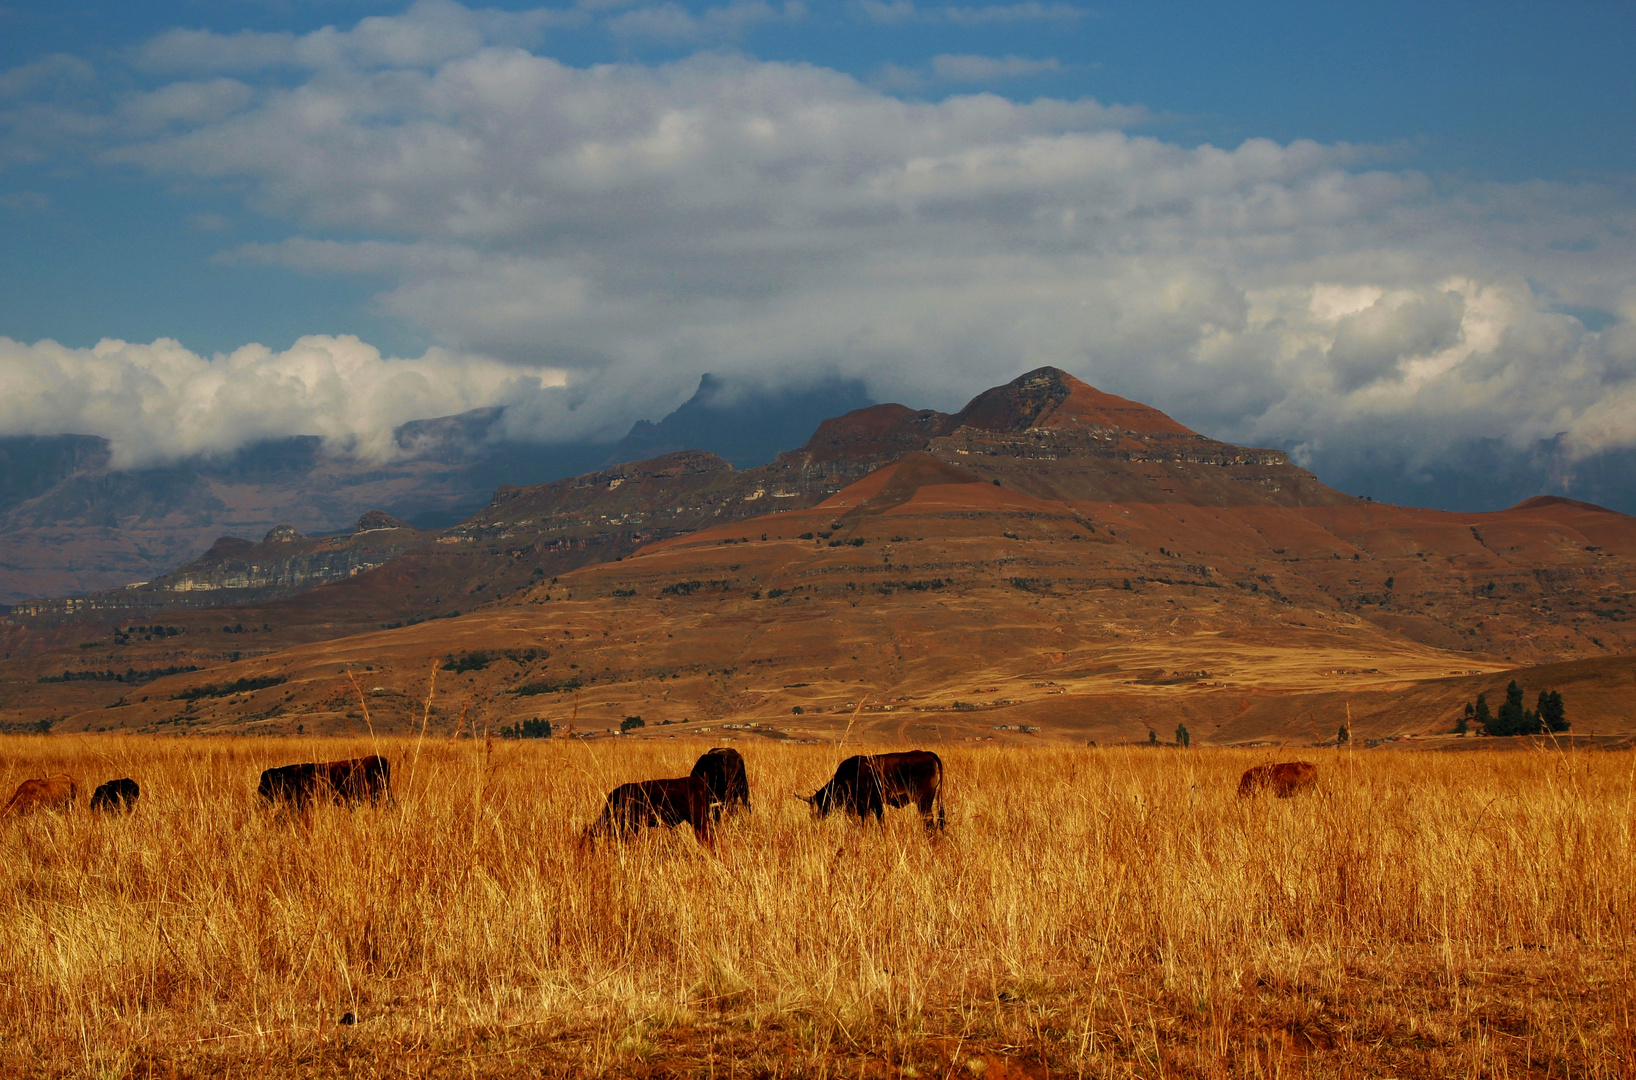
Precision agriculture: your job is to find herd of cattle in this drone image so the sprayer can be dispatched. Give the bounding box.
[1,750,1320,838]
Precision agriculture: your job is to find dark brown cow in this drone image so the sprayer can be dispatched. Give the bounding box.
[258,756,392,808]
[690,748,750,820]
[808,750,945,831]
[584,775,716,848]
[3,773,77,816]
[1237,761,1318,798]
[90,777,140,813]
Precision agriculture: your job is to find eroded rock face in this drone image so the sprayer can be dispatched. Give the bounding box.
[8,513,430,621]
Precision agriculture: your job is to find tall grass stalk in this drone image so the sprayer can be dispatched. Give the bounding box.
[0,738,1630,1076]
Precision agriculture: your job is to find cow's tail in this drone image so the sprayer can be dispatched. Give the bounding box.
[933,754,947,831]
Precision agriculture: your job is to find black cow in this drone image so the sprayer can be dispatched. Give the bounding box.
[258,756,392,808]
[690,748,750,820]
[584,775,716,848]
[808,750,945,831]
[89,777,140,813]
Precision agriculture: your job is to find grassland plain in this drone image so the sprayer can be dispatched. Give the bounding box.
[1,735,1632,1078]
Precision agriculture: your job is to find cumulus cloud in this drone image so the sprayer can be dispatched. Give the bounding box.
[132,0,579,74]
[5,0,1636,482]
[0,335,572,467]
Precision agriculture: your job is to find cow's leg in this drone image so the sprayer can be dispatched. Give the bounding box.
[917,790,937,831]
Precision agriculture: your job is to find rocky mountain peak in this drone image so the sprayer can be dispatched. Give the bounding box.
[788,404,950,465]
[352,510,409,533]
[943,366,1196,437]
[262,525,305,543]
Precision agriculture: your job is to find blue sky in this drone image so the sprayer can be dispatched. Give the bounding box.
[2,0,1635,504]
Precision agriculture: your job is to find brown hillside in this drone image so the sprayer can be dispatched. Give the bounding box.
[12,450,1630,744]
[4,367,1632,744]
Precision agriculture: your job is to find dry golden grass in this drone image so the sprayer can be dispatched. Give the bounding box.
[1,735,1632,1078]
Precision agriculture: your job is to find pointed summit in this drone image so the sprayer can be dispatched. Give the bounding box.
[944,367,1195,437]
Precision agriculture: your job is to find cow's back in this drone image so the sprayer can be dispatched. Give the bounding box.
[592,775,715,846]
[260,757,391,807]
[3,774,77,816]
[90,778,140,813]
[259,762,325,806]
[1238,761,1318,798]
[325,756,392,804]
[813,750,944,829]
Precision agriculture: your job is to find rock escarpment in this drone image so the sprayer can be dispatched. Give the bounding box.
[8,513,427,621]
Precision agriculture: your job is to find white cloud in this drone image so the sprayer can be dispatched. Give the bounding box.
[0,54,97,98]
[8,0,1636,476]
[119,79,255,130]
[0,335,572,467]
[131,0,582,74]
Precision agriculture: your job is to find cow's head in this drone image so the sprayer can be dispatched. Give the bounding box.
[806,783,836,817]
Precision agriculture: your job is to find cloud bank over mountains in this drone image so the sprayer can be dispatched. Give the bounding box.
[2,0,1634,491]
[0,334,569,467]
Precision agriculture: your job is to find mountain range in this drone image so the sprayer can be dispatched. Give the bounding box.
[0,375,873,606]
[2,367,1632,747]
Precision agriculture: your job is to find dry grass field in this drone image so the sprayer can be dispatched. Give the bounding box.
[1,734,1632,1078]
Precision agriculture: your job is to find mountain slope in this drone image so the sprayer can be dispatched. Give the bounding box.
[0,376,873,605]
[4,366,1632,743]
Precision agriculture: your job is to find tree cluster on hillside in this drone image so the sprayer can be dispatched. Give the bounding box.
[499,718,551,739]
[1467,682,1567,736]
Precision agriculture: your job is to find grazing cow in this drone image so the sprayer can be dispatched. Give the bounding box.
[258,756,392,808]
[3,774,77,816]
[808,750,945,831]
[584,775,716,848]
[89,777,140,813]
[1237,761,1319,799]
[690,748,751,820]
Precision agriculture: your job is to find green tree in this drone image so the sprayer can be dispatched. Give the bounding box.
[1474,692,1494,734]
[1175,723,1191,749]
[1148,729,1158,747]
[621,715,645,732]
[1337,723,1351,745]
[1539,690,1569,732]
[1494,680,1540,736]
[1455,702,1471,735]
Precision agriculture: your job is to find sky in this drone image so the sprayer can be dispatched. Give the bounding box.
[2,0,1635,505]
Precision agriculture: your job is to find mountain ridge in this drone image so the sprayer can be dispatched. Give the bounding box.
[3,366,1631,751]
